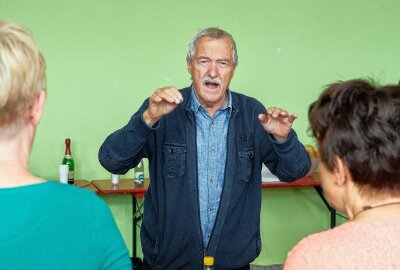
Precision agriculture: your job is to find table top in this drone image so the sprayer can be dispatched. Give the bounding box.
[91,178,149,198]
[262,173,321,188]
[90,173,320,197]
[74,179,99,193]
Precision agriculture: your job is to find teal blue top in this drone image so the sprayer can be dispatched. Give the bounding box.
[0,181,132,270]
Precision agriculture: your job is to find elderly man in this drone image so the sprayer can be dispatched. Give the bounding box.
[99,27,310,270]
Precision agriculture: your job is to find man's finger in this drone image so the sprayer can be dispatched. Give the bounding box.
[279,110,288,116]
[153,90,175,103]
[163,88,183,104]
[288,114,298,123]
[154,93,163,103]
[258,113,269,123]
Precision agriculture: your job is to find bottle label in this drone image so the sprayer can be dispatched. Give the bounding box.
[68,171,75,180]
[135,172,144,185]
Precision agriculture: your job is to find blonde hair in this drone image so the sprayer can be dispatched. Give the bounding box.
[0,20,46,138]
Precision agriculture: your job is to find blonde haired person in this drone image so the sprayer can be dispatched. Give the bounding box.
[0,20,131,269]
[284,79,400,269]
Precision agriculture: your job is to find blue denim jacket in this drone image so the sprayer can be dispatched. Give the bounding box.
[99,86,311,270]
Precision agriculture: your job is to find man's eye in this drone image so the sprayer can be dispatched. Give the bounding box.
[219,62,228,67]
[200,60,208,64]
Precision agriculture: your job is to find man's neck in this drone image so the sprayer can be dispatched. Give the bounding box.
[193,91,229,118]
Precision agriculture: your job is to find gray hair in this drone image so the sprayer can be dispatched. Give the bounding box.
[186,27,238,65]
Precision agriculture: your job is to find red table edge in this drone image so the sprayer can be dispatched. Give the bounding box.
[90,173,320,195]
[91,179,147,199]
[74,179,99,193]
[262,173,321,188]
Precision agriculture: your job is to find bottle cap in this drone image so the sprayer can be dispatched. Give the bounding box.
[203,256,214,266]
[59,165,69,184]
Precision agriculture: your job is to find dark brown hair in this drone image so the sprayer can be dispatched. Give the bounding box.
[309,79,400,197]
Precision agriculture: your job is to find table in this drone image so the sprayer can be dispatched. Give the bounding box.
[91,178,148,263]
[262,173,336,228]
[74,180,99,193]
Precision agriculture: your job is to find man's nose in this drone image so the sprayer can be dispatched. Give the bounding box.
[207,62,218,78]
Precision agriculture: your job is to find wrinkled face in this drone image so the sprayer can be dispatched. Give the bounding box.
[187,36,236,111]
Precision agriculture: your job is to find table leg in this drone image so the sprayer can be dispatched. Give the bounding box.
[131,195,145,269]
[314,186,336,228]
[132,195,137,258]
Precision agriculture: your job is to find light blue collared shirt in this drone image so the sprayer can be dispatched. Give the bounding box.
[190,88,232,247]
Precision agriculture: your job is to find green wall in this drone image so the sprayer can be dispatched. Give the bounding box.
[2,0,399,265]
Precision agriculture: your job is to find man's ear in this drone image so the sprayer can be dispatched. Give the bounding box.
[30,90,46,126]
[333,156,350,186]
[187,61,192,75]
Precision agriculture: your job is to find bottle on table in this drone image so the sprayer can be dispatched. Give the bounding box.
[203,256,214,270]
[62,138,75,185]
[134,159,144,187]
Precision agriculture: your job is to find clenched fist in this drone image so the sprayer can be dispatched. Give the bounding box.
[142,86,183,127]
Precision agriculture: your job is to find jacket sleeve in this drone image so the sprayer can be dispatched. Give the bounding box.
[264,129,311,182]
[255,102,311,182]
[98,99,156,174]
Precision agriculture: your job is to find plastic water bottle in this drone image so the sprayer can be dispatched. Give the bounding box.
[134,159,144,186]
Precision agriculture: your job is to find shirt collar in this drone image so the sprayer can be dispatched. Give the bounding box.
[190,85,232,117]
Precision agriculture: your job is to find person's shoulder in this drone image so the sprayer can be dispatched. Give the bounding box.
[230,90,265,112]
[284,230,332,269]
[179,86,192,96]
[43,181,99,204]
[230,90,259,102]
[44,180,93,194]
[46,181,112,220]
[284,223,354,269]
[296,223,353,249]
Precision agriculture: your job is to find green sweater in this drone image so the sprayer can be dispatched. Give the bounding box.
[0,181,131,270]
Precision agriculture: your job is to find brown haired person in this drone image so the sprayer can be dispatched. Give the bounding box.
[284,79,400,269]
[0,20,131,270]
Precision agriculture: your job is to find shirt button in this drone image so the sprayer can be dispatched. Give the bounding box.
[210,178,214,184]
[210,149,215,154]
[210,207,215,212]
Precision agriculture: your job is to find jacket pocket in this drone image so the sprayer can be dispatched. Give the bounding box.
[237,147,255,182]
[162,143,187,178]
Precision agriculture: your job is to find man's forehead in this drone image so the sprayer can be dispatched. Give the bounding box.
[197,36,232,45]
[195,37,233,56]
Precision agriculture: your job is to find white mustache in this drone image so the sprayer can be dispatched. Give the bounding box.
[203,76,221,86]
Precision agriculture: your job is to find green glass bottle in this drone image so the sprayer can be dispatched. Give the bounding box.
[62,138,75,185]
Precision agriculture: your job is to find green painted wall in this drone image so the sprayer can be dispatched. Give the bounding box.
[2,0,399,265]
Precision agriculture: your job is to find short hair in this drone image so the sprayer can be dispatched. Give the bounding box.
[186,27,238,65]
[0,20,46,138]
[308,79,400,198]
